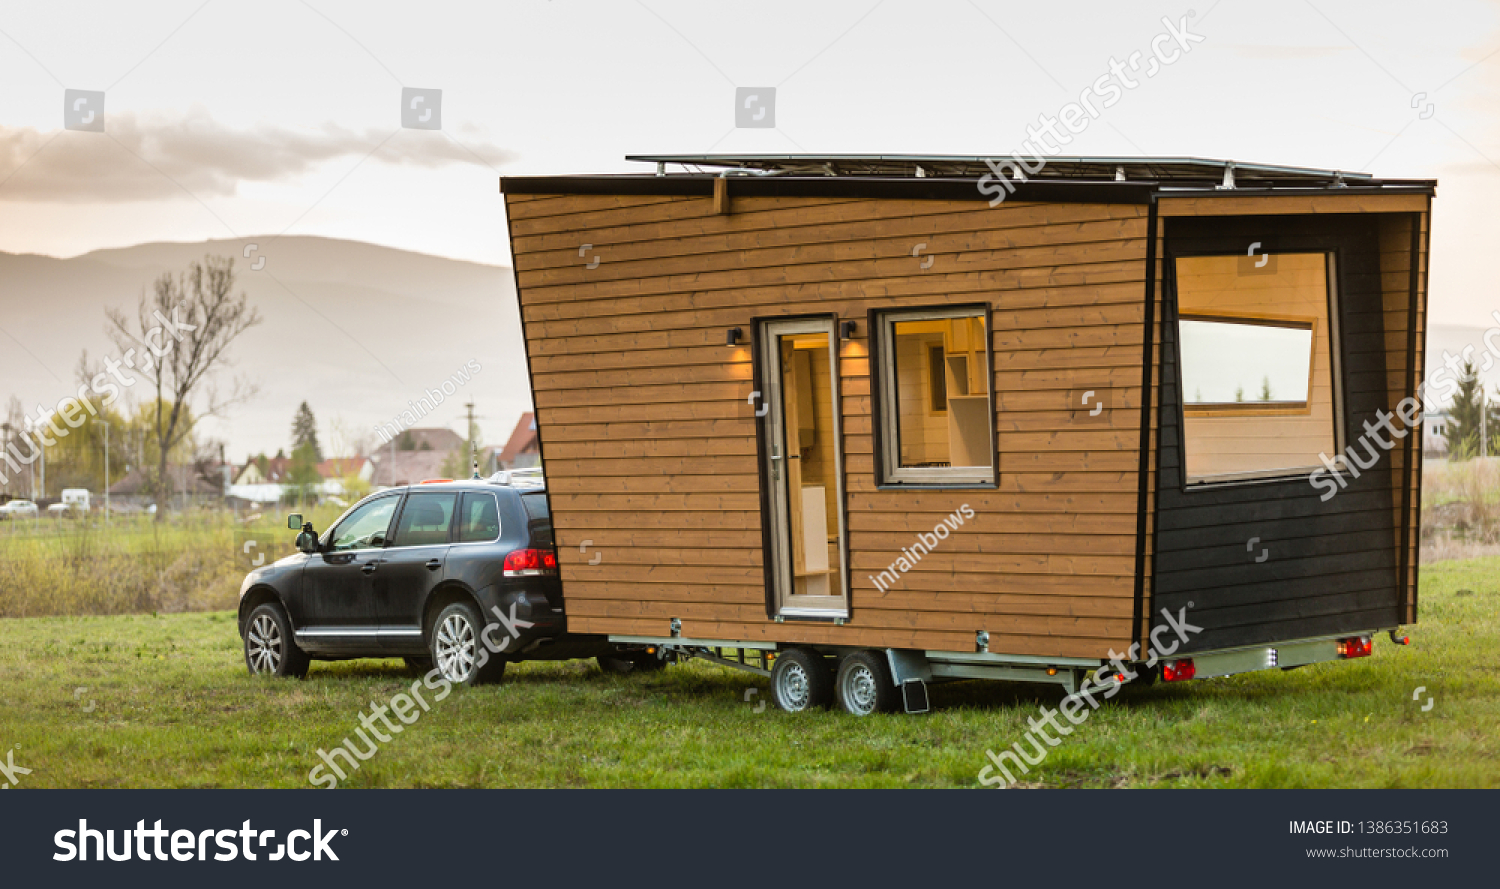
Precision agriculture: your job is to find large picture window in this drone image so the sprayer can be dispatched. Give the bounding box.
[875,307,996,486]
[1175,253,1343,484]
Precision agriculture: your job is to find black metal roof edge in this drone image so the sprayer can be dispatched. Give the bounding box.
[1155,183,1437,196]
[499,174,1435,202]
[624,153,1379,182]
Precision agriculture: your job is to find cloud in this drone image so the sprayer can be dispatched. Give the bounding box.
[0,108,516,202]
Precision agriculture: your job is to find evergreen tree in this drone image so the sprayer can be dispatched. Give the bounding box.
[286,441,322,504]
[1259,376,1273,402]
[291,402,323,462]
[1445,359,1500,459]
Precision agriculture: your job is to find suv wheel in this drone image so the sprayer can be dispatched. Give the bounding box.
[431,602,506,686]
[243,603,310,679]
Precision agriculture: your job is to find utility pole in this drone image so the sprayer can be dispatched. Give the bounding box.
[465,400,478,478]
[1483,386,1490,459]
[104,420,110,525]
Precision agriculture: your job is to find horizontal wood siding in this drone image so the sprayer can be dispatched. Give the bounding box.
[1152,214,1404,651]
[507,192,1151,659]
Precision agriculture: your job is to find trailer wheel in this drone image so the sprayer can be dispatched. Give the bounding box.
[770,647,832,712]
[835,651,900,716]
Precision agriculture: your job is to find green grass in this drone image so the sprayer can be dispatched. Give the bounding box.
[1,558,1497,788]
[0,505,347,618]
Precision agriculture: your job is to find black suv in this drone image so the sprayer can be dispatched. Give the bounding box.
[236,474,653,684]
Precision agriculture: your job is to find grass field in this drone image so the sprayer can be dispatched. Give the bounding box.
[0,505,346,618]
[1,557,1496,789]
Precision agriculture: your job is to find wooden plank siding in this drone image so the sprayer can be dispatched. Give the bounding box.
[506,192,1152,660]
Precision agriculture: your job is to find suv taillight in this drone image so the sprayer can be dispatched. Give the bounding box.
[504,548,558,575]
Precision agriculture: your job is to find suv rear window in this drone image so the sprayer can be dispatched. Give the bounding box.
[521,493,552,546]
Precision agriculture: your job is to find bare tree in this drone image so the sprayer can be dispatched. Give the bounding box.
[107,255,261,521]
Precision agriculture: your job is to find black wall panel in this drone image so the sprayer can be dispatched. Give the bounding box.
[1152,214,1401,653]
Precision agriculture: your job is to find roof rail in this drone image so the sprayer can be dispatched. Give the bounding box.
[489,467,545,488]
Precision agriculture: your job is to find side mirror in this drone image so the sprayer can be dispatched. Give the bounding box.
[287,513,303,530]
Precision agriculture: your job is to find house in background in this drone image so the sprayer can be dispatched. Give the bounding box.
[317,456,375,492]
[497,412,541,470]
[1423,411,1450,457]
[233,455,291,486]
[369,448,453,486]
[109,463,228,511]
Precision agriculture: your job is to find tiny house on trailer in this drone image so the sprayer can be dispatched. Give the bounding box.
[500,155,1433,715]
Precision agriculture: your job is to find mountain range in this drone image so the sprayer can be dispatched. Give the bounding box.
[0,236,528,461]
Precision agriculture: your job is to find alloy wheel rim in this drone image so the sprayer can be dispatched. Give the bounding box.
[247,614,282,674]
[435,614,478,682]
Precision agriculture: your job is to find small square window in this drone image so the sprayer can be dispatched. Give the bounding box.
[875,307,995,486]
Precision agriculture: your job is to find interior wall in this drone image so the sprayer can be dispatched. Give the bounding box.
[1176,253,1337,480]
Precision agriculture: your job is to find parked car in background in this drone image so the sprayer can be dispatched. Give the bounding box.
[236,471,658,684]
[0,500,39,520]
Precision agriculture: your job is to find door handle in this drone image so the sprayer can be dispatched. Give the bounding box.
[425,559,442,571]
[361,561,379,575]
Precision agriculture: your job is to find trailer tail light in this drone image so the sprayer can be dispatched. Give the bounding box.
[1338,635,1373,659]
[504,548,559,576]
[1161,659,1195,682]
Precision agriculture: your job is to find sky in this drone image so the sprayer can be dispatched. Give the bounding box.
[2,0,1499,455]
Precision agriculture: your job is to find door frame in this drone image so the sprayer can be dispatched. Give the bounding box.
[753,315,850,621]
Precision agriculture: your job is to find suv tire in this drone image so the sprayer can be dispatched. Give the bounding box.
[243,603,311,679]
[431,602,506,686]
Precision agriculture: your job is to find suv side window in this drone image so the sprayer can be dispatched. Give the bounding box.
[391,492,457,547]
[329,496,400,552]
[458,492,501,543]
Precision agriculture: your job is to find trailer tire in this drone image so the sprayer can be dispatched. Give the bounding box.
[770,647,833,712]
[835,650,900,716]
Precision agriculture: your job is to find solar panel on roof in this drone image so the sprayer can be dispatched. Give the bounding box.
[624,154,1375,186]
